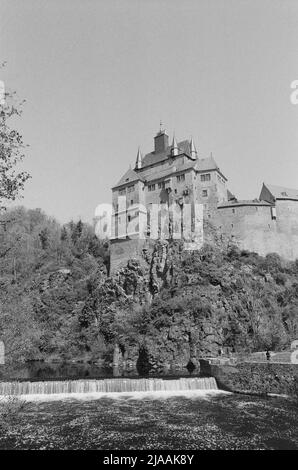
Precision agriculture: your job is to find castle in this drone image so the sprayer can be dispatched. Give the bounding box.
[109,127,298,273]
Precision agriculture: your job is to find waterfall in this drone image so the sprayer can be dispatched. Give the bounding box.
[0,376,217,396]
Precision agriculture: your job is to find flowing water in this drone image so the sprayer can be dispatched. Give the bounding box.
[0,390,296,450]
[0,367,297,450]
[0,376,217,396]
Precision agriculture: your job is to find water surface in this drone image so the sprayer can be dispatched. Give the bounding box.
[0,392,297,450]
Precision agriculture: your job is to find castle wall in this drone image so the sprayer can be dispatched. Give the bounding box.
[216,205,276,255]
[191,170,228,221]
[216,201,298,260]
[110,200,298,274]
[275,200,298,260]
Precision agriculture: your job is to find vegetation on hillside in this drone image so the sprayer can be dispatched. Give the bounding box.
[0,207,297,369]
[0,207,109,362]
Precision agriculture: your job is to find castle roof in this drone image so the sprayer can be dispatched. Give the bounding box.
[141,139,191,167]
[113,167,145,189]
[194,155,221,173]
[113,136,226,189]
[144,159,197,182]
[141,154,223,183]
[262,183,298,201]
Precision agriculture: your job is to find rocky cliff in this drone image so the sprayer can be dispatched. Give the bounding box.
[83,235,298,375]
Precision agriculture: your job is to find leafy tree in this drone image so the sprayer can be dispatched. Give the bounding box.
[0,70,30,209]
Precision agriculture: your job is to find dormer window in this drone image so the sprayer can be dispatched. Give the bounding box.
[177,174,185,183]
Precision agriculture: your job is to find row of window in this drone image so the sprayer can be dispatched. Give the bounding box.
[201,173,211,182]
[176,174,185,183]
[149,175,185,191]
[119,185,135,195]
[121,187,209,199]
[119,173,214,196]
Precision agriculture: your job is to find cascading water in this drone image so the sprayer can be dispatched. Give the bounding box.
[0,376,218,396]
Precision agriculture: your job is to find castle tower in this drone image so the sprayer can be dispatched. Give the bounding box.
[171,135,179,156]
[190,137,197,160]
[154,127,169,153]
[109,127,228,273]
[135,147,142,170]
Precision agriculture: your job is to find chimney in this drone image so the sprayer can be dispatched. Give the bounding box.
[154,129,169,153]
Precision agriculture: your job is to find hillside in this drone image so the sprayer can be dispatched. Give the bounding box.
[0,207,297,373]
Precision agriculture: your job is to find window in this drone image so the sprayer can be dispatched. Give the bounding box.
[201,173,211,182]
[119,188,125,195]
[127,185,135,193]
[130,200,133,206]
[177,174,185,183]
[158,181,165,189]
[232,208,235,213]
[128,215,131,222]
[202,189,208,197]
[148,184,155,192]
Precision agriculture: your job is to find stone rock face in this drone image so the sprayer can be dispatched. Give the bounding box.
[87,228,298,375]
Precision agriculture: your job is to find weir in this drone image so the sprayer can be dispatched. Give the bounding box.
[0,376,217,396]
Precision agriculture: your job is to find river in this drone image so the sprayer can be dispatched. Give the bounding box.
[0,391,297,449]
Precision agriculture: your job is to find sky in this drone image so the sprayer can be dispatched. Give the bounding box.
[1,0,298,224]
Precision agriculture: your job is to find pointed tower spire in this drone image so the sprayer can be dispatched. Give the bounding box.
[135,147,142,170]
[190,137,197,160]
[171,134,179,156]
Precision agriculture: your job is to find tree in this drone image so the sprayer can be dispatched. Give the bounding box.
[0,78,30,207]
[0,67,30,261]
